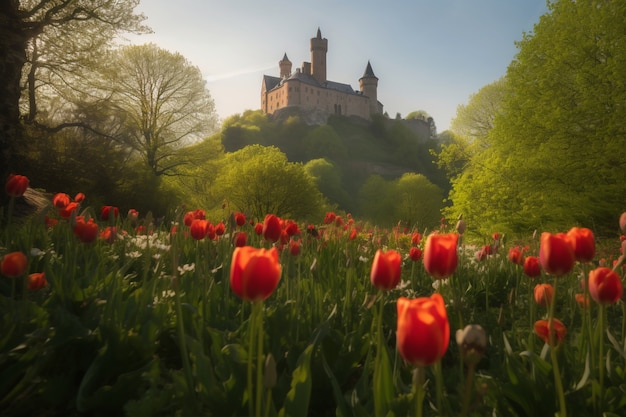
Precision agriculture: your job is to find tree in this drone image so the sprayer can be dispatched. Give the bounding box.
[359,173,443,229]
[304,158,352,210]
[302,125,347,160]
[393,173,444,230]
[446,0,626,234]
[405,110,431,120]
[0,1,148,202]
[213,145,326,221]
[450,77,508,142]
[89,44,218,176]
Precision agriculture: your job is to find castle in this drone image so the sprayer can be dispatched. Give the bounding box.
[261,28,383,121]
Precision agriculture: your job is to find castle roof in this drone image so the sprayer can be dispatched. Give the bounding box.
[264,70,359,96]
[361,61,378,80]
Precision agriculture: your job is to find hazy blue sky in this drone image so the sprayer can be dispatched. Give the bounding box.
[128,0,548,131]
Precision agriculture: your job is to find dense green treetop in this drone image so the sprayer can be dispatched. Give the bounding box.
[445,0,626,236]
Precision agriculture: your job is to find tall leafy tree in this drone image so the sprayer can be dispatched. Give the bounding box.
[88,44,218,176]
[0,0,148,202]
[446,0,626,235]
[450,77,508,142]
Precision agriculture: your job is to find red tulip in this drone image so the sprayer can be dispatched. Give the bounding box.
[349,228,358,240]
[508,246,524,265]
[127,209,139,222]
[289,239,301,257]
[5,174,29,197]
[254,222,263,235]
[575,293,590,309]
[234,212,246,227]
[423,233,459,279]
[534,318,567,346]
[411,232,422,245]
[284,220,300,237]
[523,256,541,278]
[323,212,336,225]
[52,193,71,209]
[44,216,58,229]
[183,209,205,226]
[409,247,423,262]
[206,223,217,240]
[566,227,595,263]
[27,272,47,291]
[190,219,209,240]
[539,232,575,277]
[588,267,623,305]
[100,226,118,244]
[101,206,119,221]
[230,246,281,302]
[73,217,99,243]
[234,232,247,247]
[215,221,226,236]
[370,249,402,290]
[58,202,79,219]
[396,294,450,367]
[534,283,554,307]
[74,192,85,203]
[262,214,282,242]
[1,251,28,277]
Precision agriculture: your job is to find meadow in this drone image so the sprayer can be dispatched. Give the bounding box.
[2,177,626,417]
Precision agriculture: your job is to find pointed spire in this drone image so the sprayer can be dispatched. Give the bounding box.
[281,53,290,62]
[316,27,322,39]
[362,61,377,78]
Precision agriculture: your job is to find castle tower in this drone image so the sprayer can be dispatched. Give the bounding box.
[359,61,379,115]
[279,53,292,78]
[310,27,328,84]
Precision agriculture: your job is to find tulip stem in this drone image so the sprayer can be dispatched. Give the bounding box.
[413,367,425,417]
[550,343,567,417]
[373,291,386,417]
[435,360,444,415]
[255,301,265,417]
[247,301,265,417]
[598,304,605,413]
[548,277,566,417]
[461,360,476,417]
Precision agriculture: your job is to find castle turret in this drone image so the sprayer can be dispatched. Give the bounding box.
[279,53,292,78]
[359,61,379,115]
[310,27,328,84]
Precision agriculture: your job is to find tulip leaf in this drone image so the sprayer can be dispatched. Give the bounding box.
[574,350,591,391]
[606,329,626,360]
[320,350,351,417]
[278,343,314,417]
[373,342,394,417]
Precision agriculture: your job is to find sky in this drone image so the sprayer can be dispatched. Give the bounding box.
[126,0,548,132]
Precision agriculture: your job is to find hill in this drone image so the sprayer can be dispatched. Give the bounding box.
[220,109,449,215]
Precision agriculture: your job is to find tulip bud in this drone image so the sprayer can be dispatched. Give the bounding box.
[455,324,487,365]
[455,219,466,235]
[620,212,626,235]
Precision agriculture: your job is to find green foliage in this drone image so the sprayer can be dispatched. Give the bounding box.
[212,145,326,221]
[359,173,444,229]
[303,125,348,161]
[446,0,626,235]
[304,158,352,210]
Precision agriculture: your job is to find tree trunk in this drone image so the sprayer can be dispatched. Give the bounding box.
[0,2,28,205]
